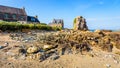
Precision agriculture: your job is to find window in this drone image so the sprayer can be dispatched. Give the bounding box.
[12,14,16,19]
[0,13,3,19]
[4,13,8,19]
[19,16,24,20]
[31,18,35,22]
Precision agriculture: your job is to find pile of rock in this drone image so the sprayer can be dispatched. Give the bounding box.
[37,30,120,53]
[5,30,120,62]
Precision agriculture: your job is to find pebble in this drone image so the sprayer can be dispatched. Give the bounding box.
[104,55,108,58]
[6,52,15,56]
[4,42,9,46]
[24,40,29,42]
[114,60,119,64]
[104,54,114,58]
[106,64,111,68]
[27,46,39,54]
[50,55,59,60]
[0,46,3,49]
[19,55,26,60]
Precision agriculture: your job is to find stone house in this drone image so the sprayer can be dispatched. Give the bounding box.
[49,19,64,29]
[0,5,40,24]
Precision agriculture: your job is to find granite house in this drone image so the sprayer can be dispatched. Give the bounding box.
[49,19,64,29]
[0,5,40,24]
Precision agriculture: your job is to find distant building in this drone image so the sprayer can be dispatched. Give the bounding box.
[0,5,40,24]
[49,19,64,29]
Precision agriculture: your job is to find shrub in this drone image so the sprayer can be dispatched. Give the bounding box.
[37,25,52,30]
[40,23,47,25]
[51,27,62,31]
[0,21,61,31]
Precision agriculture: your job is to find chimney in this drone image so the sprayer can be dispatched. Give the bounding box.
[35,15,38,18]
[22,7,25,10]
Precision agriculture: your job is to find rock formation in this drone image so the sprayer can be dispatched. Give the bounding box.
[73,16,88,30]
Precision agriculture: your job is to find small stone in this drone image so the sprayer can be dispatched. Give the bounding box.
[88,53,94,57]
[4,42,9,47]
[50,55,59,60]
[7,62,11,65]
[27,46,39,54]
[104,55,108,58]
[114,60,119,64]
[6,52,15,56]
[0,30,2,33]
[108,55,113,58]
[43,45,53,51]
[106,64,111,68]
[25,40,29,42]
[19,54,26,60]
[28,32,32,35]
[0,46,3,49]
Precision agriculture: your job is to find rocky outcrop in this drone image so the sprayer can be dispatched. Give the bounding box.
[73,16,88,30]
[6,30,120,62]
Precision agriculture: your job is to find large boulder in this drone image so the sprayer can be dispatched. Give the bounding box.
[73,16,88,30]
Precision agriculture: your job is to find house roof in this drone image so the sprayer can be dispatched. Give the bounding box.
[0,5,27,15]
[27,16,40,23]
[51,19,63,24]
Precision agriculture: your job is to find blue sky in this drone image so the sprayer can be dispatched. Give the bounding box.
[0,0,120,30]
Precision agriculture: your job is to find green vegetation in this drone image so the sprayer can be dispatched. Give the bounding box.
[40,23,47,25]
[73,18,76,29]
[51,26,62,31]
[0,21,61,31]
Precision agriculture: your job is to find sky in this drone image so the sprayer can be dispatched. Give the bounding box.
[0,0,120,30]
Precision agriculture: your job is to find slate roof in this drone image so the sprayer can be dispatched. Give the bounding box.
[27,16,40,23]
[0,5,27,15]
[51,19,63,24]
